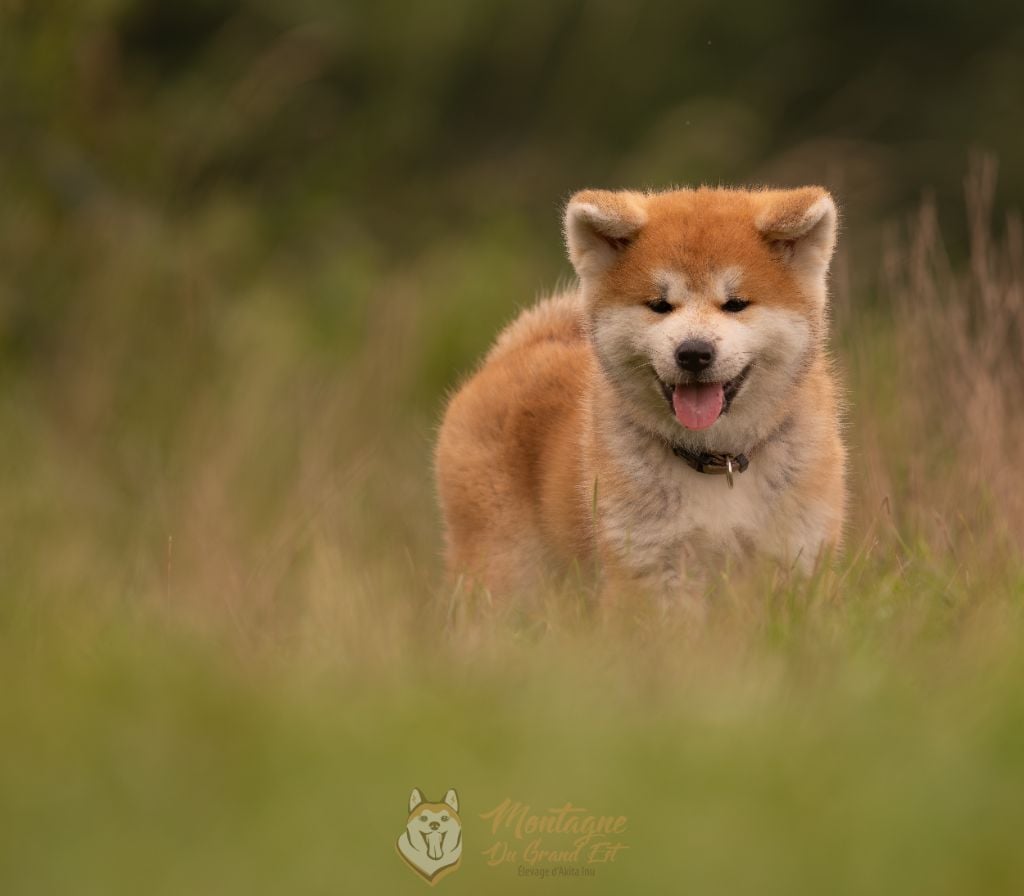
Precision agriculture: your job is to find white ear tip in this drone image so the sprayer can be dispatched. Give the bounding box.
[564,201,596,233]
[756,190,836,240]
[805,195,835,225]
[568,199,647,237]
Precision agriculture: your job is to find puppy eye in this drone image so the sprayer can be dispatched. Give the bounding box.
[721,297,750,313]
[441,815,449,821]
[420,815,428,822]
[646,298,673,314]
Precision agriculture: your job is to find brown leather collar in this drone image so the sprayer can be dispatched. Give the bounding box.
[667,412,797,488]
[671,444,749,487]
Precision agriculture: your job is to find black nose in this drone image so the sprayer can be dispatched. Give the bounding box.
[429,822,440,830]
[675,339,715,373]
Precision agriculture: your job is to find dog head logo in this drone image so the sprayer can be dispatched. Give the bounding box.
[396,787,462,885]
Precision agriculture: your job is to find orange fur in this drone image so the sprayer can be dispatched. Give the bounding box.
[436,186,846,598]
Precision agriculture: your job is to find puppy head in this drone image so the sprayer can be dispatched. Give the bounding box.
[564,186,838,450]
[405,788,461,861]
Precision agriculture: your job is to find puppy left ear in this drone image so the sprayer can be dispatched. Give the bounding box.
[755,187,838,283]
[409,788,425,813]
[564,189,647,279]
[443,789,459,814]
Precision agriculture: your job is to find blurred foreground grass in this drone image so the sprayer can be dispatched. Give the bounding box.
[3,546,1024,894]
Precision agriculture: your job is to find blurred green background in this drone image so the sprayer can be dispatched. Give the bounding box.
[3,2,1024,894]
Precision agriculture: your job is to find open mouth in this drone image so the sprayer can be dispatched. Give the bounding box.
[421,829,446,860]
[659,364,752,431]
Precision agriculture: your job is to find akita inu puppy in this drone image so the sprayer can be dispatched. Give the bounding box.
[436,186,846,598]
[396,788,462,884]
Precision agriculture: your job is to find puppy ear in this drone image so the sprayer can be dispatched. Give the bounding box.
[755,187,838,283]
[409,788,425,813]
[443,788,459,814]
[564,189,647,278]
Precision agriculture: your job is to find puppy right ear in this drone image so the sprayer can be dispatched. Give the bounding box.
[755,187,838,287]
[564,189,647,279]
[409,788,425,813]
[443,788,460,814]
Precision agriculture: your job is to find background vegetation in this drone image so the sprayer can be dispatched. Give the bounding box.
[2,2,1024,893]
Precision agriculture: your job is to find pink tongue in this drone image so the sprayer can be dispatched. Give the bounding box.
[672,383,725,430]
